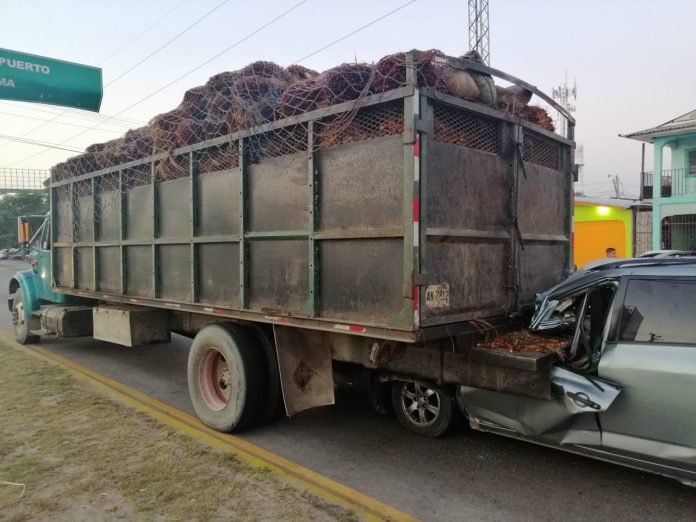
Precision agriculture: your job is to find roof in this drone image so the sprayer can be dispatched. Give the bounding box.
[574,196,649,209]
[621,109,696,143]
[544,258,696,299]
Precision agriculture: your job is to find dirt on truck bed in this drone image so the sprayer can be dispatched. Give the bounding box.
[476,330,568,360]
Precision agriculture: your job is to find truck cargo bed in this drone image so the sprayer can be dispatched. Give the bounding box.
[49,57,573,343]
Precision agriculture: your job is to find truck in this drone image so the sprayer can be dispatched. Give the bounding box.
[8,52,575,437]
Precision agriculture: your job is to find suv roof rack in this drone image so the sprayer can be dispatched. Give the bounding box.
[590,257,696,272]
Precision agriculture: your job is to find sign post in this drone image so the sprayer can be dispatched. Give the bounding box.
[0,48,102,112]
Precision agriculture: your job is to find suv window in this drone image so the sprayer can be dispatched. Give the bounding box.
[620,279,696,344]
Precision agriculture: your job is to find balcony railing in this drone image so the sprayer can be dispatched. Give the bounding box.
[641,168,691,199]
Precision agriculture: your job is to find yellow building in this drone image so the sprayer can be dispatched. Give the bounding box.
[574,197,651,267]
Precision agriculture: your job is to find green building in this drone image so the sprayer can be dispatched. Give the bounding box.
[622,110,696,250]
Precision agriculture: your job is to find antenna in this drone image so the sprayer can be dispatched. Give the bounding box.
[552,73,576,138]
[468,0,490,65]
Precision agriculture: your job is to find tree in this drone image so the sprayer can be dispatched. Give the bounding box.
[0,191,49,249]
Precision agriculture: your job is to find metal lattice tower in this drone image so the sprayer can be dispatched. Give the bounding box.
[0,168,49,193]
[468,0,490,65]
[552,74,577,138]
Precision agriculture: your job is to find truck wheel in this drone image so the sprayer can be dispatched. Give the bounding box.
[247,325,284,423]
[12,290,39,345]
[391,381,453,438]
[187,324,265,432]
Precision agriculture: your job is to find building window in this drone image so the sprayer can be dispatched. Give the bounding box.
[620,279,696,344]
[661,214,696,250]
[689,150,696,175]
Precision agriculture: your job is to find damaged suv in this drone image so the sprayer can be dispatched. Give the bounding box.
[457,258,696,486]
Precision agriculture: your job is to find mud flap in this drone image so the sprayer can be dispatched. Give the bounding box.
[273,325,335,416]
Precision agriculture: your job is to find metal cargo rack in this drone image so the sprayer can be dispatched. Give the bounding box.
[50,53,575,344]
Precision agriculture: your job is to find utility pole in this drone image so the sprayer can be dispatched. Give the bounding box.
[468,0,490,65]
[608,174,623,198]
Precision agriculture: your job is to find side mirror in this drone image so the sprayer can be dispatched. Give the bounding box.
[17,217,30,245]
[572,164,580,182]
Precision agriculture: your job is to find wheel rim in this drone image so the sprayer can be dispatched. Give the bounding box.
[12,296,25,335]
[400,382,440,427]
[198,347,233,412]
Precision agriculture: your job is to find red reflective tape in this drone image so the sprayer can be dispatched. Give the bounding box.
[413,196,420,222]
[413,287,419,311]
[413,135,420,157]
[348,325,366,333]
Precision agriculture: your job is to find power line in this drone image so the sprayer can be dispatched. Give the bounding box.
[105,0,231,87]
[0,102,145,126]
[0,110,124,132]
[98,0,190,64]
[0,0,189,150]
[291,0,417,64]
[0,134,84,153]
[6,0,418,168]
[4,0,310,168]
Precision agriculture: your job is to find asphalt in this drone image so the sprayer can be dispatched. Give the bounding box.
[2,260,695,521]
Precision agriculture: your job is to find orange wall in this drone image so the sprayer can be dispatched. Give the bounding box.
[574,220,626,267]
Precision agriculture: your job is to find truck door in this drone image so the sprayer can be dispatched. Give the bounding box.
[598,277,696,475]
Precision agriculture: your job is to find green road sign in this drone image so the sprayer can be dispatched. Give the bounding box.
[0,48,102,112]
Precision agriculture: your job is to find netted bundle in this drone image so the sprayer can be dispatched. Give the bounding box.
[371,49,447,92]
[51,49,560,192]
[516,105,555,132]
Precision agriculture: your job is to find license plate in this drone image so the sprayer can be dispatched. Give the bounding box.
[425,284,450,309]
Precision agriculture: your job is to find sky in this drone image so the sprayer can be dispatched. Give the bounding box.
[0,0,693,198]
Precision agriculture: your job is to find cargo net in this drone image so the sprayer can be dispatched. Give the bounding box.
[522,130,562,171]
[51,49,557,202]
[433,103,500,153]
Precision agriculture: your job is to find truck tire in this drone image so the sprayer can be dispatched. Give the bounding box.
[247,325,284,423]
[187,324,265,432]
[12,289,39,345]
[391,381,453,438]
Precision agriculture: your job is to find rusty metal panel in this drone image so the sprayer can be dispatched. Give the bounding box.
[159,245,192,302]
[76,196,93,242]
[248,153,308,232]
[519,243,568,302]
[518,163,568,238]
[517,159,571,303]
[426,142,510,231]
[248,240,308,314]
[76,247,93,290]
[198,243,239,306]
[197,170,240,236]
[125,246,152,296]
[125,184,152,240]
[98,189,120,241]
[425,241,508,318]
[158,177,191,238]
[319,239,403,324]
[423,142,512,323]
[55,198,71,243]
[98,246,120,293]
[318,136,403,231]
[54,247,72,287]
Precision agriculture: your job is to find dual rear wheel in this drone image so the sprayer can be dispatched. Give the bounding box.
[187,324,281,433]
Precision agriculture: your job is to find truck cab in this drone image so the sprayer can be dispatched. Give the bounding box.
[9,215,82,343]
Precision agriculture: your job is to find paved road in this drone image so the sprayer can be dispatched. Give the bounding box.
[2,261,695,521]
